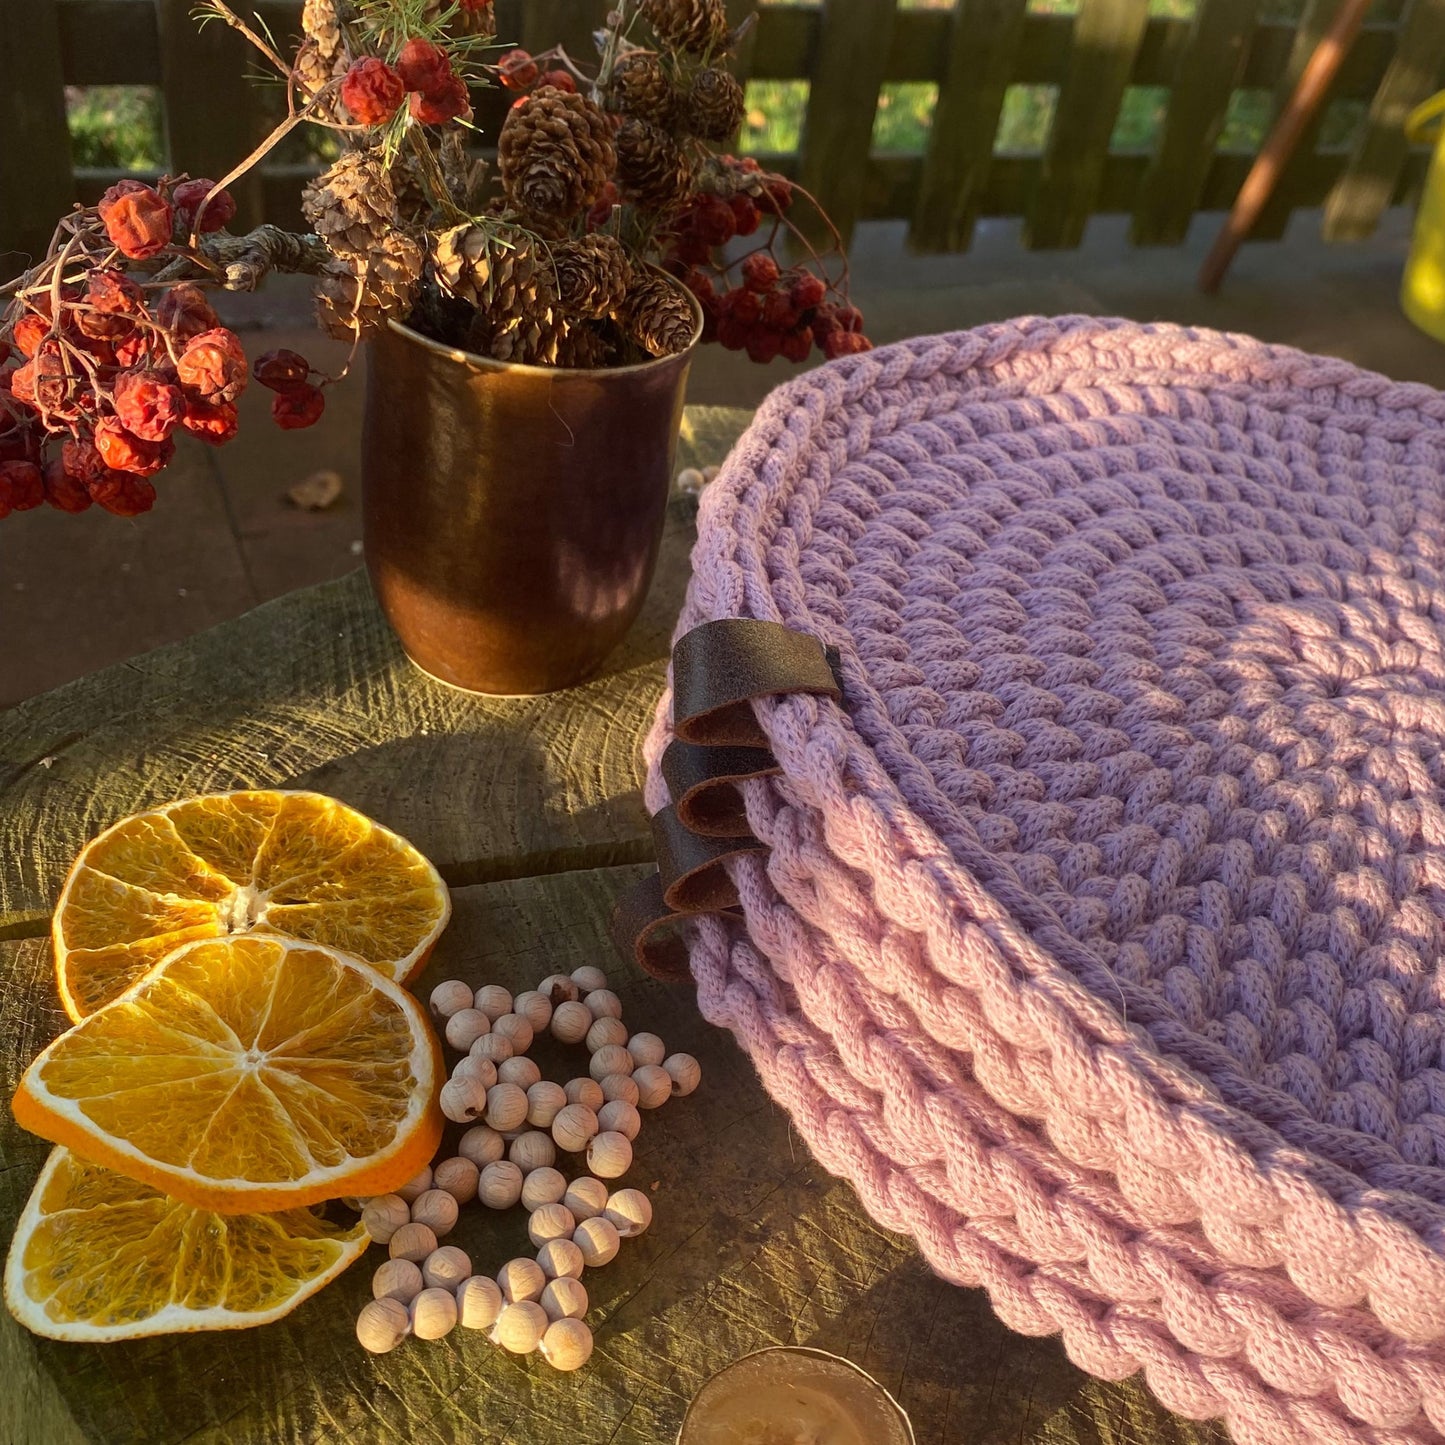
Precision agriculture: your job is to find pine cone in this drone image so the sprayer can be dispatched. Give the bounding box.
[303,149,400,260]
[615,118,694,213]
[296,0,349,115]
[314,232,424,341]
[498,86,616,227]
[555,320,619,370]
[389,156,432,226]
[684,68,744,142]
[615,271,697,358]
[433,223,568,366]
[606,51,678,128]
[641,0,730,55]
[551,235,632,320]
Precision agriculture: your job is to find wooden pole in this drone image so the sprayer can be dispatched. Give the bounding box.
[1197,0,1371,293]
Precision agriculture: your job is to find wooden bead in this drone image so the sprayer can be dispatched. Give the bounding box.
[627,1032,667,1068]
[632,1064,672,1109]
[498,1055,541,1090]
[474,984,513,1021]
[508,1129,556,1174]
[470,1033,513,1065]
[512,989,553,1031]
[589,1044,634,1081]
[444,1007,490,1052]
[455,1274,503,1330]
[664,1052,702,1097]
[552,1103,599,1153]
[584,989,623,1020]
[428,979,474,1020]
[562,1176,609,1222]
[585,1130,633,1179]
[541,1316,594,1371]
[478,1160,524,1209]
[536,1238,585,1280]
[551,1001,592,1044]
[604,1188,653,1238]
[540,1276,588,1322]
[493,1013,534,1054]
[526,1080,567,1128]
[585,1016,628,1053]
[597,1100,641,1141]
[528,1203,576,1249]
[396,1166,433,1202]
[484,1081,529,1132]
[432,1155,479,1204]
[599,1073,640,1108]
[421,1245,472,1291]
[440,1073,489,1124]
[490,1300,548,1354]
[564,1077,604,1111]
[570,966,608,993]
[457,1124,505,1168]
[361,1194,410,1244]
[356,1297,409,1353]
[520,1166,567,1211]
[410,1189,459,1237]
[409,1286,458,1341]
[496,1257,546,1304]
[537,973,580,1004]
[372,1257,423,1303]
[452,1054,498,1088]
[572,1216,621,1267]
[388,1221,438,1263]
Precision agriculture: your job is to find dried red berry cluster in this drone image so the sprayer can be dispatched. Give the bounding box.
[341,38,472,128]
[496,48,577,95]
[0,181,322,522]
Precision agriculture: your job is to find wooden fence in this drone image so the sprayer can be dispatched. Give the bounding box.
[3,0,1445,264]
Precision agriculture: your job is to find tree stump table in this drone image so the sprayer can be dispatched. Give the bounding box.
[0,407,1223,1445]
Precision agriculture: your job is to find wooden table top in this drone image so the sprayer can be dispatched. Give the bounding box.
[0,407,1220,1445]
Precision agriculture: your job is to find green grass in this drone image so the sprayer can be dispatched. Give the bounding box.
[66,86,165,170]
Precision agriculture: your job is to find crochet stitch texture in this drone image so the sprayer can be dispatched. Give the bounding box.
[643,318,1445,1445]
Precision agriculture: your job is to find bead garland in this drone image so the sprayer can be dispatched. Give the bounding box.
[355,964,700,1369]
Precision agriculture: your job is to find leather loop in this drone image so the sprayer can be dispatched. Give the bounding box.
[610,872,695,983]
[662,738,779,838]
[672,619,841,746]
[652,804,767,912]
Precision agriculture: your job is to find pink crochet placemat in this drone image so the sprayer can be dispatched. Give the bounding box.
[642,318,1445,1445]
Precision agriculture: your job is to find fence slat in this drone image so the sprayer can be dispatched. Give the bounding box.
[1025,0,1151,248]
[0,0,75,263]
[1324,0,1445,239]
[520,0,610,68]
[911,0,1029,252]
[1132,0,1257,244]
[795,0,899,249]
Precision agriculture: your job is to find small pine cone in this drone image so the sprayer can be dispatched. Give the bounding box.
[641,0,729,55]
[606,51,678,127]
[301,0,344,54]
[685,68,744,142]
[551,235,631,320]
[615,118,694,213]
[296,0,349,115]
[303,149,401,260]
[556,320,618,370]
[433,223,567,365]
[389,156,431,226]
[439,129,488,214]
[615,271,697,358]
[314,232,424,341]
[498,86,616,227]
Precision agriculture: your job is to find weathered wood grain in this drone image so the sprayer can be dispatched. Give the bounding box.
[0,406,748,938]
[0,866,1223,1445]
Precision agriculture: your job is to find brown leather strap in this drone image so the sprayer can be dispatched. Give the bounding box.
[652,804,768,912]
[672,619,841,746]
[610,872,694,983]
[662,738,779,838]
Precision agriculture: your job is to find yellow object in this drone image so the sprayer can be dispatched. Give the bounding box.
[13,934,444,1213]
[53,790,451,1021]
[4,1147,368,1342]
[1402,92,1445,342]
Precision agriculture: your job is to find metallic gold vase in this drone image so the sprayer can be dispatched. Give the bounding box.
[361,302,699,695]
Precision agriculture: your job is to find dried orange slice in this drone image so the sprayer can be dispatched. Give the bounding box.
[5,1147,368,1341]
[13,935,444,1213]
[53,790,450,1022]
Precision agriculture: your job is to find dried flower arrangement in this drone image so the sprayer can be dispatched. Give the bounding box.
[0,0,868,521]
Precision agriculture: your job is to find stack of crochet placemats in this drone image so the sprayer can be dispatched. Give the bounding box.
[637,319,1445,1444]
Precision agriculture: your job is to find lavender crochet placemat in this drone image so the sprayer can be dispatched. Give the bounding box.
[643,318,1445,1445]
